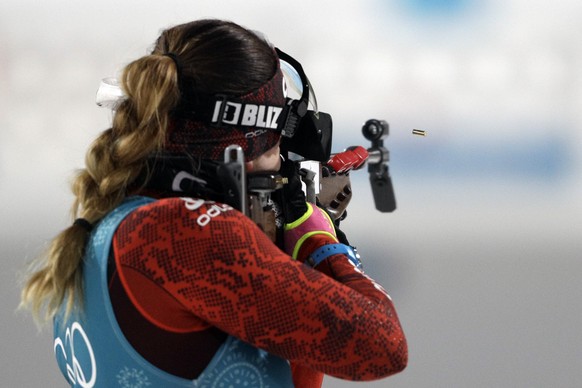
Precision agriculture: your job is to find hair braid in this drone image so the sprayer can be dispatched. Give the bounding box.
[20,54,180,324]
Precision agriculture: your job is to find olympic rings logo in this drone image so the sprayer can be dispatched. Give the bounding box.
[54,322,97,388]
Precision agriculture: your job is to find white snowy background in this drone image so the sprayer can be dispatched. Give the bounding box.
[2,0,581,387]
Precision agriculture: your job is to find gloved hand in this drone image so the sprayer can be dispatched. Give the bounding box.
[283,202,338,260]
[278,158,359,269]
[278,158,308,224]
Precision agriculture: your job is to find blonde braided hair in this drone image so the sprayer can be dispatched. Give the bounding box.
[20,52,180,323]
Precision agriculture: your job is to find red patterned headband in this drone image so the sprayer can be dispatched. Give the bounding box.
[165,60,287,161]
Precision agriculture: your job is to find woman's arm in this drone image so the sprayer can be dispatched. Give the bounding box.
[113,197,407,381]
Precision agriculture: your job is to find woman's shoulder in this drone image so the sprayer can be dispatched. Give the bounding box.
[114,196,266,252]
[128,196,245,229]
[146,196,234,212]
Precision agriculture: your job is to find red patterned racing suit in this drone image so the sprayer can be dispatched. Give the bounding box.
[108,196,407,387]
